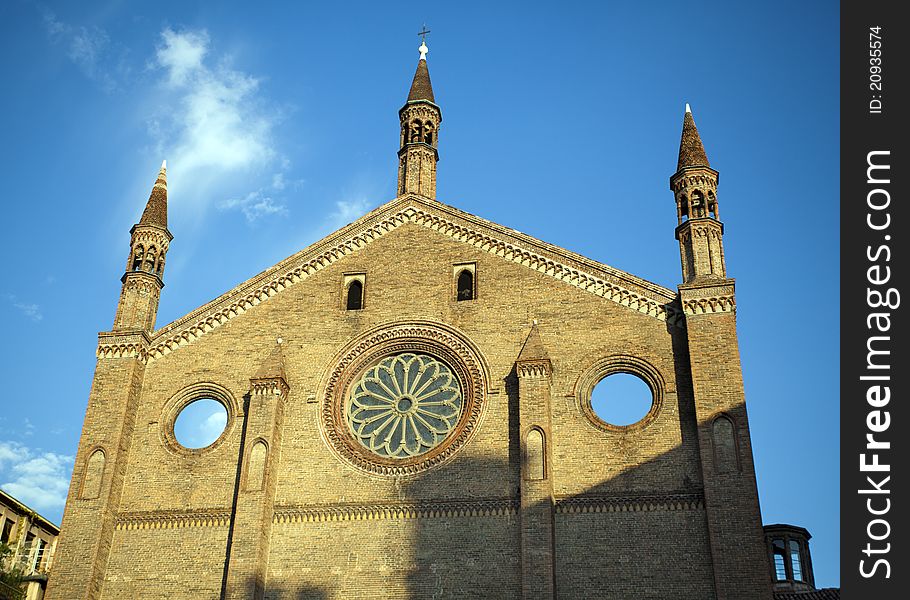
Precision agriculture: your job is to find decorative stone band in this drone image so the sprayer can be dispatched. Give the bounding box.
[555,491,704,514]
[97,331,150,362]
[273,498,518,524]
[682,294,736,315]
[250,378,289,397]
[679,281,736,316]
[516,359,552,379]
[144,199,682,363]
[115,509,232,530]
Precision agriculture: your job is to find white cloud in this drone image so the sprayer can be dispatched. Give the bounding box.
[14,302,43,322]
[199,411,228,440]
[327,197,372,230]
[42,9,119,92]
[6,294,43,322]
[149,28,283,219]
[220,190,288,223]
[0,441,73,515]
[156,29,208,86]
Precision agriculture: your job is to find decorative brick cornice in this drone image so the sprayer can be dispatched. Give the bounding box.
[97,331,150,362]
[679,280,736,316]
[250,378,289,397]
[516,359,552,379]
[555,491,704,514]
[273,498,518,523]
[681,294,736,315]
[145,197,682,362]
[115,508,231,530]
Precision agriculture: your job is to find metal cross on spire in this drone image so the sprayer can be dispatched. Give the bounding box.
[418,25,431,43]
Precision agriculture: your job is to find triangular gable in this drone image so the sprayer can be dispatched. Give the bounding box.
[138,195,682,362]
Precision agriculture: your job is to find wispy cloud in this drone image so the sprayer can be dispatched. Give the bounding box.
[5,294,43,322]
[148,28,287,220]
[0,441,73,515]
[326,197,373,231]
[220,190,288,223]
[41,9,125,92]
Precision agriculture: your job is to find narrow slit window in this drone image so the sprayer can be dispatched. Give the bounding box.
[772,539,787,580]
[789,540,804,581]
[347,280,363,310]
[457,269,474,301]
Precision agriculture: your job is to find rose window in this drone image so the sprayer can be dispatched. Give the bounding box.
[346,353,464,459]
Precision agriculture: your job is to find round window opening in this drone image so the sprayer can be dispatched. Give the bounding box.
[590,372,654,427]
[173,398,228,449]
[346,352,464,459]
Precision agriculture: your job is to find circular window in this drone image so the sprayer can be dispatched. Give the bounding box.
[347,353,463,459]
[173,398,228,449]
[321,321,487,476]
[577,356,664,433]
[590,373,653,426]
[161,383,237,456]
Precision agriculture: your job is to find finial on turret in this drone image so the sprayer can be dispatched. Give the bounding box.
[417,24,431,61]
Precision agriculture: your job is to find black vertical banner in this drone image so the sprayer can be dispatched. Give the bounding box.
[841,0,907,597]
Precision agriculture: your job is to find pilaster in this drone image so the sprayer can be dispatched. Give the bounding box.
[222,347,289,600]
[45,331,149,600]
[515,325,556,599]
[679,280,773,599]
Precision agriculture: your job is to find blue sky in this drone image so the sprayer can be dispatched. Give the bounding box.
[0,0,839,587]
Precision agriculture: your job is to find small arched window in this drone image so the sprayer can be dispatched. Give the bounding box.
[144,246,157,272]
[81,448,106,500]
[410,120,422,143]
[346,280,363,310]
[246,440,268,491]
[712,416,739,473]
[456,269,474,301]
[708,191,718,218]
[423,122,434,145]
[132,245,144,271]
[525,429,545,480]
[156,254,165,276]
[691,190,706,218]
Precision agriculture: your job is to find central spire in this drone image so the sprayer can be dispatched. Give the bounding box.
[397,33,442,200]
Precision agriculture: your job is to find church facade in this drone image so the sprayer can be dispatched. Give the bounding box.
[46,43,774,599]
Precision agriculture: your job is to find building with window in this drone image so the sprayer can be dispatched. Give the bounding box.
[0,490,59,600]
[47,42,811,599]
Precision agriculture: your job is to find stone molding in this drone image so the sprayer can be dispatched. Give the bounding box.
[516,359,552,379]
[679,280,737,316]
[250,379,289,397]
[682,295,736,315]
[97,331,150,362]
[115,509,231,530]
[140,197,682,363]
[273,498,518,523]
[555,491,704,514]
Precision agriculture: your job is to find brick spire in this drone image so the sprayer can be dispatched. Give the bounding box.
[252,339,288,384]
[406,42,435,103]
[139,160,168,229]
[676,104,710,171]
[517,321,550,363]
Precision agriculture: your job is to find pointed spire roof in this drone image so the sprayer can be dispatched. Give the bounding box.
[517,321,550,363]
[406,43,435,103]
[676,105,711,171]
[139,160,169,229]
[253,338,288,383]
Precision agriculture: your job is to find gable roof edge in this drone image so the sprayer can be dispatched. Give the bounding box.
[140,196,682,363]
